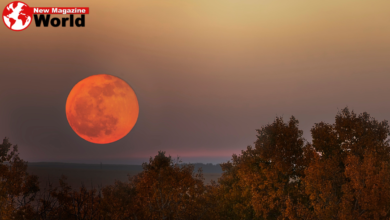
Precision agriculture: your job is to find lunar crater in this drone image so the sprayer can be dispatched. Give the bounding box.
[72,95,118,138]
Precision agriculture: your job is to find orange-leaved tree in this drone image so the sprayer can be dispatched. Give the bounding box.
[211,148,262,220]
[100,178,139,219]
[304,108,390,220]
[235,117,310,220]
[101,151,213,220]
[0,137,39,220]
[136,151,209,219]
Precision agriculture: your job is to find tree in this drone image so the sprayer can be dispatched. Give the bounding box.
[137,151,209,219]
[210,149,261,220]
[100,179,139,219]
[237,117,310,219]
[0,137,39,219]
[303,108,390,219]
[33,175,104,220]
[100,151,213,220]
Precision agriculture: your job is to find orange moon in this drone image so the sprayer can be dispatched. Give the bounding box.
[66,74,139,144]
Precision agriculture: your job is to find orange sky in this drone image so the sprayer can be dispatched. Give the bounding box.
[1,0,390,163]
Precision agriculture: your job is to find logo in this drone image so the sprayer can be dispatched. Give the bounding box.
[2,1,32,31]
[2,1,89,31]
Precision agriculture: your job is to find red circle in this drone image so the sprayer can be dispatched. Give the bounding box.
[2,1,32,31]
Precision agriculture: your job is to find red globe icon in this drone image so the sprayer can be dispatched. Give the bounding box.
[2,1,32,31]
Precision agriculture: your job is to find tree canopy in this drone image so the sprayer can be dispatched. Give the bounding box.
[3,108,390,219]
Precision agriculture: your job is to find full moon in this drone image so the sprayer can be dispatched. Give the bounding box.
[66,74,139,144]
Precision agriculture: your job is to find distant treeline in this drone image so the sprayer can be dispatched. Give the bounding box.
[28,162,223,173]
[182,163,222,173]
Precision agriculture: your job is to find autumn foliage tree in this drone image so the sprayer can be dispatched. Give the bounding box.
[34,176,103,220]
[100,151,214,220]
[221,108,390,220]
[0,137,39,220]
[233,116,311,220]
[303,108,390,219]
[100,179,138,219]
[209,149,261,220]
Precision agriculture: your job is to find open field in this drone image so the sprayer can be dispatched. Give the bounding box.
[27,163,222,191]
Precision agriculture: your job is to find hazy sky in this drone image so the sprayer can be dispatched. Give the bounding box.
[1,0,390,164]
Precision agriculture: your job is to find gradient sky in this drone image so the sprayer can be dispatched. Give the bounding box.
[1,0,390,164]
